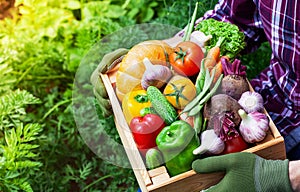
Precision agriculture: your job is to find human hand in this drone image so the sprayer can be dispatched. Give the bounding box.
[90,48,128,117]
[192,152,293,192]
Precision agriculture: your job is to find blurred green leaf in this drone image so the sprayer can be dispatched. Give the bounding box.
[62,0,81,10]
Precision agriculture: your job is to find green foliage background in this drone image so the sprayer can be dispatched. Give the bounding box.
[0,0,271,191]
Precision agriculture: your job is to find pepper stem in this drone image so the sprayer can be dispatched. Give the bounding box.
[134,94,148,103]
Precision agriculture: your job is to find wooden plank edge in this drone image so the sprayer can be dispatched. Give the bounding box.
[100,73,152,191]
[147,170,196,191]
[266,110,281,138]
[244,136,283,152]
[248,79,281,139]
[151,173,170,186]
[148,166,168,178]
[115,123,152,188]
[147,170,224,192]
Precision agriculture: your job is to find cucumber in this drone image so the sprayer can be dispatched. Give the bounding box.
[147,86,177,125]
[145,148,164,170]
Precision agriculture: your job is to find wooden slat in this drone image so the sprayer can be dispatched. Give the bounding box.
[151,173,170,185]
[244,136,286,160]
[266,110,282,138]
[100,73,152,191]
[148,166,168,178]
[147,170,224,192]
[248,79,281,139]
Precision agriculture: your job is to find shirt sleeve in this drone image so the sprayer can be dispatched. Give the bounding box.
[195,0,268,53]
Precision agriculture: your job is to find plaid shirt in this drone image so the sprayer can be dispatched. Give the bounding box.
[196,0,300,151]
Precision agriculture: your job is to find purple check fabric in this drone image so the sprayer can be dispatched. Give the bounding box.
[196,0,300,152]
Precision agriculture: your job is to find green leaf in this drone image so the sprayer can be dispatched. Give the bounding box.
[105,5,126,18]
[0,89,41,130]
[0,64,16,95]
[5,171,20,179]
[141,8,154,22]
[62,0,81,10]
[127,8,139,19]
[196,18,246,59]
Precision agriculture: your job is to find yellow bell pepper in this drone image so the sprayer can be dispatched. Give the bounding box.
[122,90,151,124]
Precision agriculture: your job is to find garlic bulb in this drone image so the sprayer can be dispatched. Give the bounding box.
[238,91,264,113]
[193,129,225,155]
[238,109,269,143]
[190,31,212,52]
[141,58,172,90]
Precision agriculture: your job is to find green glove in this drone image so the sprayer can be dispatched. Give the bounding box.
[192,152,293,192]
[90,48,128,118]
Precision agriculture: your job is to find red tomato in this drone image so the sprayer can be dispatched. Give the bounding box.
[169,41,204,76]
[222,135,249,154]
[129,114,165,156]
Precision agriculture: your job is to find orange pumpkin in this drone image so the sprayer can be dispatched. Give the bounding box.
[115,40,173,102]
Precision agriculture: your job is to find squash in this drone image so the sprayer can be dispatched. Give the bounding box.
[116,40,173,102]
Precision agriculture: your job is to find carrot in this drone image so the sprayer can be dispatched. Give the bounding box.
[204,37,225,71]
[211,55,229,84]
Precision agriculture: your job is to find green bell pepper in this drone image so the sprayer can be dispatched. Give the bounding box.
[156,120,199,176]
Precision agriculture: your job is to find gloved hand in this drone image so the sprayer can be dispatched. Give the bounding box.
[192,152,293,192]
[90,48,128,118]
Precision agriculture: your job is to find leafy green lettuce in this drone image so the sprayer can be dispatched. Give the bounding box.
[196,18,246,59]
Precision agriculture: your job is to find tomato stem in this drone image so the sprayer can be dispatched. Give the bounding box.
[164,83,188,107]
[175,47,187,63]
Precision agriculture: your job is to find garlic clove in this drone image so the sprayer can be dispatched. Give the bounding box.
[190,31,212,50]
[193,129,225,155]
[141,58,172,90]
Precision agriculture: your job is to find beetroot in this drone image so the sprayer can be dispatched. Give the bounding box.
[221,58,250,100]
[203,94,242,129]
[211,111,240,141]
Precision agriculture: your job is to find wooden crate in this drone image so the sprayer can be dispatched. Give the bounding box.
[99,73,286,192]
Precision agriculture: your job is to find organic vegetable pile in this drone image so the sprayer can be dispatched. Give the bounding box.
[107,5,271,177]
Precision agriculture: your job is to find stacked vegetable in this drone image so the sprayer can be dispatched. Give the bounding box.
[108,3,270,177]
[195,59,270,155]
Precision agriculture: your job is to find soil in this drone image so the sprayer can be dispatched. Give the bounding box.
[0,0,16,20]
